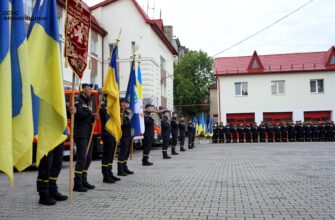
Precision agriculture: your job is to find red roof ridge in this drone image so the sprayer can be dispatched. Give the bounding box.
[216,50,327,59]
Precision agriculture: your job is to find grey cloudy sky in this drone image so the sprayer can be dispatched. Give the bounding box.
[86,0,335,57]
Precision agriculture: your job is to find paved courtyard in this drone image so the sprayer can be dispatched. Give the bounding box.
[1,142,335,220]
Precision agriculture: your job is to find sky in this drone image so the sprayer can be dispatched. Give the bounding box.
[86,0,335,57]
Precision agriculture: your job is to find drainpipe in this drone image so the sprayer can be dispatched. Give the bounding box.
[101,36,105,87]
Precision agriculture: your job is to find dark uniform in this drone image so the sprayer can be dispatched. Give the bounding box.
[225,125,231,143]
[312,123,319,141]
[296,122,304,142]
[100,101,119,183]
[327,122,335,142]
[74,94,95,192]
[304,123,312,142]
[319,123,327,141]
[231,125,238,143]
[244,124,252,143]
[187,122,196,149]
[171,116,179,155]
[259,124,266,142]
[281,123,288,142]
[237,124,244,143]
[212,124,219,143]
[252,124,259,142]
[37,143,67,205]
[162,114,172,158]
[179,119,186,151]
[274,123,281,142]
[142,110,155,166]
[218,123,225,143]
[288,123,296,142]
[118,109,133,175]
[266,124,274,142]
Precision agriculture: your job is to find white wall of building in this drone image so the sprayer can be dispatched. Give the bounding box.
[218,71,335,124]
[92,0,175,110]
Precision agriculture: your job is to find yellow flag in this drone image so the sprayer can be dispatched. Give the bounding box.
[103,45,122,141]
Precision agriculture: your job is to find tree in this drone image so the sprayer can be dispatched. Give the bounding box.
[174,50,214,116]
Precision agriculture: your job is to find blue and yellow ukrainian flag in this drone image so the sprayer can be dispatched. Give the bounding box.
[28,0,67,166]
[11,0,34,171]
[136,63,145,135]
[0,0,14,186]
[125,59,141,138]
[102,44,122,142]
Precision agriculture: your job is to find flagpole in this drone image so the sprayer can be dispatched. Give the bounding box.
[85,37,121,157]
[69,72,75,205]
[129,41,137,161]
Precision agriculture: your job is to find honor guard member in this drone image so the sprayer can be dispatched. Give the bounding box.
[231,124,238,143]
[218,123,225,143]
[329,121,335,142]
[296,121,304,142]
[281,122,288,142]
[118,98,134,175]
[274,123,281,142]
[171,112,179,155]
[142,104,155,166]
[237,123,244,143]
[100,96,120,183]
[244,123,252,143]
[73,83,98,192]
[37,106,76,205]
[187,120,196,149]
[304,122,312,142]
[225,124,232,143]
[252,123,259,142]
[162,110,172,158]
[266,123,274,142]
[179,116,187,151]
[288,122,296,142]
[319,122,327,141]
[212,123,218,143]
[311,122,319,141]
[259,122,266,142]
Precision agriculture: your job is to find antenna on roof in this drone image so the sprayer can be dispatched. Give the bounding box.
[147,0,156,19]
[160,9,162,19]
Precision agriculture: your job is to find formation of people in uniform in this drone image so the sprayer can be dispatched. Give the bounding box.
[212,121,335,143]
[36,84,197,205]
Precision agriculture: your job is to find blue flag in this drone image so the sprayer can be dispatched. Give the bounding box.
[125,59,142,138]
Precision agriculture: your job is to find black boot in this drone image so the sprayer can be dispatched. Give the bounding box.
[180,146,186,152]
[163,151,171,159]
[109,165,121,181]
[102,166,115,184]
[49,179,68,201]
[39,194,57,206]
[124,163,134,175]
[73,173,88,192]
[82,172,95,190]
[117,162,128,176]
[142,157,153,166]
[171,147,179,155]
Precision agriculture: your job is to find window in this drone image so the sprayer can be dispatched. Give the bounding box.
[251,60,259,69]
[330,55,335,65]
[310,79,324,94]
[235,82,248,96]
[91,39,98,55]
[271,80,285,95]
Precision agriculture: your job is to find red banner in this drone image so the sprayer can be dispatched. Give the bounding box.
[65,0,91,79]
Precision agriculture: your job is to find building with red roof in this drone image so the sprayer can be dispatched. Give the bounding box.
[213,46,335,124]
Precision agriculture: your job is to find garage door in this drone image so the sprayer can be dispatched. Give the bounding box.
[304,111,331,122]
[263,112,293,124]
[226,113,255,125]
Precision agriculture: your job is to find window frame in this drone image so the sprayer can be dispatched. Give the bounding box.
[310,79,324,94]
[271,80,286,96]
[234,82,248,96]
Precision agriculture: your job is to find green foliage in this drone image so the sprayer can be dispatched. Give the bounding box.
[174,50,214,116]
